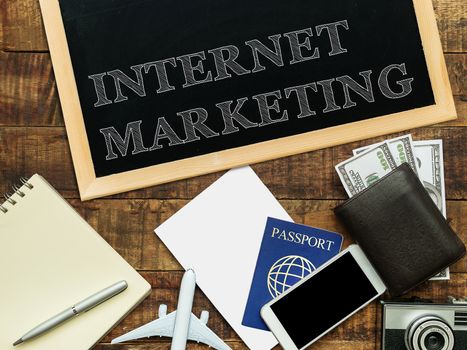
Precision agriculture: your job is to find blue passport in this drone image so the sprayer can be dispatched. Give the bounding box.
[242,217,343,330]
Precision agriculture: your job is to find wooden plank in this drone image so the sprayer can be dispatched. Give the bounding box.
[0,51,464,127]
[100,272,465,346]
[2,0,465,53]
[0,127,465,200]
[2,0,48,51]
[445,54,467,98]
[0,51,61,126]
[444,95,467,126]
[0,0,4,49]
[94,343,250,350]
[102,271,379,344]
[39,199,467,273]
[69,199,350,271]
[432,0,467,53]
[94,340,375,350]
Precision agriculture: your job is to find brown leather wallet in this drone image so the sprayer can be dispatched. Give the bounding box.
[334,163,465,296]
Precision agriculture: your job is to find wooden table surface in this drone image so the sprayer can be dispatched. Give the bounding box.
[1,1,465,349]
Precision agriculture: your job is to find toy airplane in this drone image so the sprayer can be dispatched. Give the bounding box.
[111,269,231,350]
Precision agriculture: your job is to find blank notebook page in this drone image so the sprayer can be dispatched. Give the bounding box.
[0,174,151,350]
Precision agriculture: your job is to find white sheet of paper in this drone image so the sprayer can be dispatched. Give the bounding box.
[155,166,292,350]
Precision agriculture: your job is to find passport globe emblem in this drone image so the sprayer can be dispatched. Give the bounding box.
[267,255,316,298]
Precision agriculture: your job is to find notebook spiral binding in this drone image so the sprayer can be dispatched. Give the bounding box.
[0,177,34,213]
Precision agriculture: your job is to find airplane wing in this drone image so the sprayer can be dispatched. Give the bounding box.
[111,311,177,343]
[187,313,232,350]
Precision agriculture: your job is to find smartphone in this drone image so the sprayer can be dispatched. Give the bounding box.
[261,244,386,350]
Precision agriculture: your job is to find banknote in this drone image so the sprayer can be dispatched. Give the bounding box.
[353,137,446,216]
[336,142,397,197]
[413,140,446,217]
[352,134,419,175]
[414,140,447,280]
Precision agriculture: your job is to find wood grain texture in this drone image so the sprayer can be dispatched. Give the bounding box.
[445,54,467,97]
[2,0,48,51]
[0,1,4,49]
[103,271,377,343]
[432,0,467,53]
[1,0,465,349]
[62,199,466,273]
[93,341,375,350]
[447,95,467,126]
[0,51,464,127]
[0,127,465,200]
[2,0,465,53]
[95,272,466,346]
[0,51,61,126]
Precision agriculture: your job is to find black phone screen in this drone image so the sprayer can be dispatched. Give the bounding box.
[269,252,379,348]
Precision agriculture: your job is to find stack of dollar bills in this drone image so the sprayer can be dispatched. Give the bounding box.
[335,134,448,280]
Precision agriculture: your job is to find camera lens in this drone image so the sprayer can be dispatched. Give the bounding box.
[404,315,454,350]
[424,332,445,350]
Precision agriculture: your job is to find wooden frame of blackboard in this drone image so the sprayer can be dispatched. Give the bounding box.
[39,0,456,200]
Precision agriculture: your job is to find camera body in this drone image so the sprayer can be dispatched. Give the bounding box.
[381,299,467,350]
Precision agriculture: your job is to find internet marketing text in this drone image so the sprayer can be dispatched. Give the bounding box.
[88,20,415,161]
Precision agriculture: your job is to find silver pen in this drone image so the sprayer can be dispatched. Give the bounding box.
[13,280,128,346]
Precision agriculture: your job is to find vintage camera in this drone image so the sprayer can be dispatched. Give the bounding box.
[381,298,467,350]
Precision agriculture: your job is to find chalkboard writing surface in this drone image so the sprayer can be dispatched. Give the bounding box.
[40,0,456,199]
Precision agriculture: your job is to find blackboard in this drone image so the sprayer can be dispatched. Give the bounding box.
[40,0,456,200]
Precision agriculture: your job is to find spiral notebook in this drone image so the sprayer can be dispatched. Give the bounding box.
[0,174,151,350]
